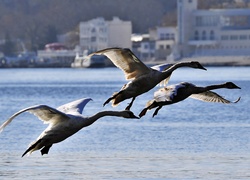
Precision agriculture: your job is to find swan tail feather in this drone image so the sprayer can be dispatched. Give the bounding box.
[22,139,42,157]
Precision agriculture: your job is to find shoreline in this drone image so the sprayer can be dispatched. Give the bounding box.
[145,56,250,67]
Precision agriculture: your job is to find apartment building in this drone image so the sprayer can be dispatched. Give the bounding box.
[177,0,250,57]
[79,17,132,52]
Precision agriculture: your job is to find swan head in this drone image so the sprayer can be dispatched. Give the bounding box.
[224,82,241,89]
[122,110,140,119]
[189,61,207,70]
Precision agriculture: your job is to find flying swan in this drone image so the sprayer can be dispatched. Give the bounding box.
[139,82,241,117]
[0,98,139,157]
[88,47,207,110]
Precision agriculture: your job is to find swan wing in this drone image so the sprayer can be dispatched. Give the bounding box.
[0,105,70,133]
[154,83,188,102]
[152,63,174,86]
[158,75,171,87]
[89,48,151,80]
[57,98,92,114]
[154,86,175,102]
[151,63,173,72]
[190,91,240,104]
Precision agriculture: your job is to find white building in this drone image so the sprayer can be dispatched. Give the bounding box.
[108,17,132,48]
[177,0,250,58]
[150,26,177,60]
[137,34,155,61]
[131,26,177,61]
[79,17,108,51]
[79,17,132,52]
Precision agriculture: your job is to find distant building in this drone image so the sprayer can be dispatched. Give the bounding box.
[134,27,177,61]
[108,17,132,48]
[150,26,177,60]
[135,34,154,61]
[79,17,108,51]
[177,0,250,58]
[79,17,132,52]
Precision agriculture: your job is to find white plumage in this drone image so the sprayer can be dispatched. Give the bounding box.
[140,82,241,117]
[0,98,139,157]
[89,47,207,110]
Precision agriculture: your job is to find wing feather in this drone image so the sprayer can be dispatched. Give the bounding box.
[190,91,240,104]
[151,63,173,72]
[89,48,151,80]
[151,63,174,87]
[154,87,174,102]
[57,98,92,114]
[0,105,69,133]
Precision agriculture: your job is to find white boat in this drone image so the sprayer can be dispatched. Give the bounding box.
[71,50,107,68]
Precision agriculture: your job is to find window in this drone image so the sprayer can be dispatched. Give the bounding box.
[160,33,165,40]
[91,37,96,42]
[195,16,218,27]
[166,33,170,40]
[221,35,229,40]
[150,43,155,49]
[210,30,215,40]
[170,33,175,40]
[194,30,199,40]
[202,30,206,40]
[239,35,247,40]
[230,35,238,40]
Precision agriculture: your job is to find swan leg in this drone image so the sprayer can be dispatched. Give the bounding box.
[125,97,136,110]
[103,96,114,107]
[103,91,122,107]
[40,145,52,156]
[139,107,148,118]
[152,106,162,117]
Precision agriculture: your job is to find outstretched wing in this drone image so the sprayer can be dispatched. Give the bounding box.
[57,98,92,114]
[89,48,151,80]
[190,91,241,104]
[0,105,69,133]
[151,63,174,72]
[151,63,174,86]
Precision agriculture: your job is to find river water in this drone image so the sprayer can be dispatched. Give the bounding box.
[0,66,249,179]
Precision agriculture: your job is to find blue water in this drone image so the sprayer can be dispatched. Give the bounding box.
[0,67,249,179]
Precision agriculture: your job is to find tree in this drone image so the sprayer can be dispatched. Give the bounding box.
[3,32,15,56]
[44,25,58,44]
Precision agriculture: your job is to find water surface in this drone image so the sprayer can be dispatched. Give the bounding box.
[0,67,249,179]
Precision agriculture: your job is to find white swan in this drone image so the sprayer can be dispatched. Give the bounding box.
[139,82,241,117]
[88,47,207,110]
[0,98,139,157]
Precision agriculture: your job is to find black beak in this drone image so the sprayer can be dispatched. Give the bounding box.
[201,66,207,71]
[134,115,140,119]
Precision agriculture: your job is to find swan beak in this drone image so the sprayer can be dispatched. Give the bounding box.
[134,115,140,119]
[200,66,207,71]
[232,83,241,89]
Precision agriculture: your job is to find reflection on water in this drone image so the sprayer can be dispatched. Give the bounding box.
[0,67,249,179]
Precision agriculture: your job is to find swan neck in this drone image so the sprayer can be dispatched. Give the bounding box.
[83,111,124,127]
[203,84,225,91]
[166,62,192,72]
[161,62,190,78]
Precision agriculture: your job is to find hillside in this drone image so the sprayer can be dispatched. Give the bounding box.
[0,0,249,53]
